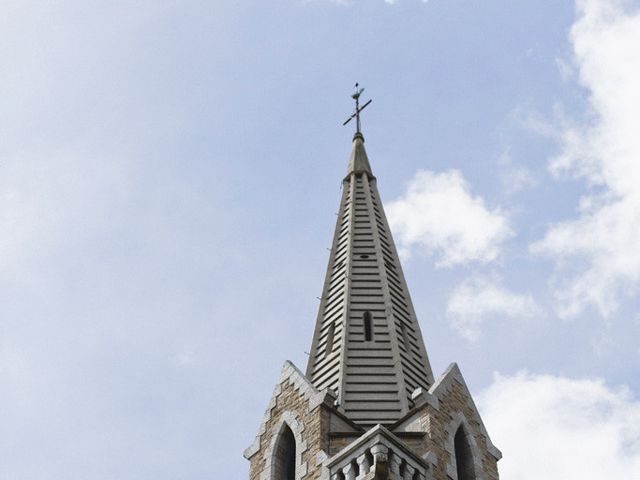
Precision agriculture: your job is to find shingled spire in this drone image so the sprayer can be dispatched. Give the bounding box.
[305,131,435,427]
[246,90,502,480]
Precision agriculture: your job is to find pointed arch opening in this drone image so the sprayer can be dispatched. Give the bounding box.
[454,425,476,480]
[273,424,296,480]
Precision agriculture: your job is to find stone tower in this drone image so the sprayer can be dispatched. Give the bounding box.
[245,123,501,480]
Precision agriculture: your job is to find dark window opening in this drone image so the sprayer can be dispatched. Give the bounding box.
[325,323,335,357]
[399,322,411,351]
[454,425,475,480]
[273,425,296,480]
[363,311,373,341]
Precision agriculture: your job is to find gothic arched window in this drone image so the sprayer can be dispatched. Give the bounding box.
[454,425,475,480]
[273,425,296,480]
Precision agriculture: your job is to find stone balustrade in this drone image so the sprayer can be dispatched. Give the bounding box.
[325,425,431,480]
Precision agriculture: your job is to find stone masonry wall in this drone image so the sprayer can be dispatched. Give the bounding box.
[420,379,499,480]
[329,435,359,456]
[246,363,500,480]
[248,379,330,480]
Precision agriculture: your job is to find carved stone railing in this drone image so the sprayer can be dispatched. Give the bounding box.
[324,425,433,480]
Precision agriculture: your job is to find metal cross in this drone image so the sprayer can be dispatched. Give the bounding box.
[343,82,372,134]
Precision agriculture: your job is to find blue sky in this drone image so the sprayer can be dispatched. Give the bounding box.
[1,1,639,478]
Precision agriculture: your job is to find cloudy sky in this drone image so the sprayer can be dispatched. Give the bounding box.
[1,1,639,479]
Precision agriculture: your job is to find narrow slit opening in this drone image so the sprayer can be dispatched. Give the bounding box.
[325,322,335,357]
[363,312,373,341]
[399,322,411,351]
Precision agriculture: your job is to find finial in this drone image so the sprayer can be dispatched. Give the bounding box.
[342,82,372,136]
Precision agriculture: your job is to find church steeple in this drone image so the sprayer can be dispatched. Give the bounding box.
[246,90,502,480]
[305,116,434,427]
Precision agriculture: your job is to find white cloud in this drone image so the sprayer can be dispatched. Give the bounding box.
[447,276,540,340]
[478,372,640,479]
[498,149,537,195]
[531,0,640,318]
[501,166,537,195]
[387,170,512,267]
[555,56,574,82]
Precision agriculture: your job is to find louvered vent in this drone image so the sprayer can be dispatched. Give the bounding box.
[306,134,434,426]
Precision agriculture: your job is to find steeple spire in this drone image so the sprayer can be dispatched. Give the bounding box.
[246,92,503,480]
[305,88,434,426]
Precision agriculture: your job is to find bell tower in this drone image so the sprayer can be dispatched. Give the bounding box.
[244,89,501,480]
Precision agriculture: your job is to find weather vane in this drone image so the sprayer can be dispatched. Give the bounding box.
[343,82,372,134]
